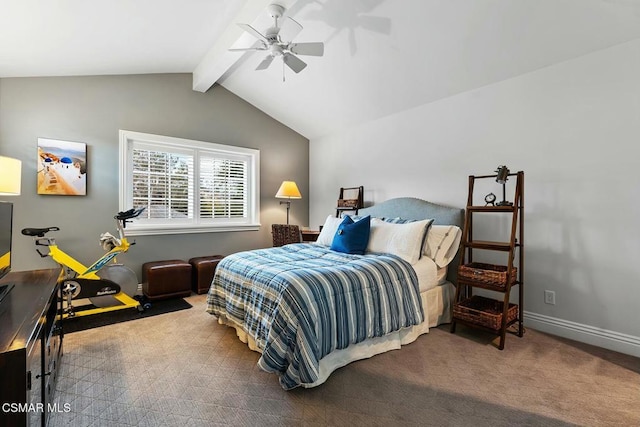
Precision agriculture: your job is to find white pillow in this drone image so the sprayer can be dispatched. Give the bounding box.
[367,218,433,265]
[315,215,344,246]
[424,225,462,268]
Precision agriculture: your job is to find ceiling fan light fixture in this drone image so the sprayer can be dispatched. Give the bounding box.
[270,44,283,56]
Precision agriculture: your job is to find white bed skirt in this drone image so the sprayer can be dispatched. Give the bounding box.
[216,281,455,388]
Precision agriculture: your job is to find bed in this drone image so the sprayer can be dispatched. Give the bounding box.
[206,197,464,389]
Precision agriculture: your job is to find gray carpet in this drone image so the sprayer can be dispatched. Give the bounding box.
[49,294,639,426]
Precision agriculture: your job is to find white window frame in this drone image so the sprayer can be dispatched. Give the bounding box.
[119,130,260,236]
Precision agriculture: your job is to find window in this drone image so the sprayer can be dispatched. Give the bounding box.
[119,130,260,235]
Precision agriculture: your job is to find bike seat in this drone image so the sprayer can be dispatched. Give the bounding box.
[21,227,60,237]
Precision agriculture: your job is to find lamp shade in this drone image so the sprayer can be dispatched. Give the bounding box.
[0,156,22,196]
[275,181,302,199]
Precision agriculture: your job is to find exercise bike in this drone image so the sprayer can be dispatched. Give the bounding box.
[22,208,147,318]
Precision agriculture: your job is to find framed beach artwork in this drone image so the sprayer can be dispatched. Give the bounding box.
[37,138,87,196]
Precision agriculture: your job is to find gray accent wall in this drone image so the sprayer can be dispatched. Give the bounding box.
[0,74,309,277]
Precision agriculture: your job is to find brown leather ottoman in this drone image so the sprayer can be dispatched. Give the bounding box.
[142,259,192,301]
[188,255,224,294]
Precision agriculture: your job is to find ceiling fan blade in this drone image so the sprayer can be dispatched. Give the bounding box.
[278,17,303,43]
[229,46,267,52]
[283,53,307,73]
[289,42,324,57]
[237,23,268,43]
[229,40,267,53]
[256,55,275,71]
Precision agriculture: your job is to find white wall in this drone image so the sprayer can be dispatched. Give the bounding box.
[310,39,640,356]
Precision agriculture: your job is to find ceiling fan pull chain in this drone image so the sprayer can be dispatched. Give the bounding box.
[282,60,286,83]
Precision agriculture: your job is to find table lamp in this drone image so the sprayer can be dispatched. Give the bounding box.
[0,156,22,196]
[275,181,301,224]
[495,165,512,206]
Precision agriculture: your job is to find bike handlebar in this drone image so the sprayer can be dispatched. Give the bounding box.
[115,207,145,221]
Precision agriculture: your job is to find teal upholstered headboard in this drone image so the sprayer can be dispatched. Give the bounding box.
[359,197,464,284]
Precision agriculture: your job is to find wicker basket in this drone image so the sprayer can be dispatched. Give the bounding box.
[458,262,517,291]
[453,295,518,330]
[337,198,360,208]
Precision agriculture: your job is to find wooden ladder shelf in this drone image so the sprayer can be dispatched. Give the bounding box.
[450,171,525,350]
[335,186,364,217]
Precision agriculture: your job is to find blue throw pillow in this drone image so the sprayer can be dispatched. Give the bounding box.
[330,215,371,255]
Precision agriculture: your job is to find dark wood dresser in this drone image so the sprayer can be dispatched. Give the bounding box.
[0,269,62,427]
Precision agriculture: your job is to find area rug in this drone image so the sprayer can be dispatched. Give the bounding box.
[63,298,192,334]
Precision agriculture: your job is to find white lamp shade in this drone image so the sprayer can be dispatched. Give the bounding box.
[275,181,302,199]
[0,156,22,196]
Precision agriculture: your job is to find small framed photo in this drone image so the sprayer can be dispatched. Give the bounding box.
[37,138,87,196]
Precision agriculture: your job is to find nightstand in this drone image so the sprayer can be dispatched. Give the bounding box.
[301,230,320,242]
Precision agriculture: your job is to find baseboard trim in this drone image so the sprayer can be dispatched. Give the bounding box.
[524,311,640,358]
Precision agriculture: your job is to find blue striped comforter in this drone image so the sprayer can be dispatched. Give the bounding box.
[206,243,424,389]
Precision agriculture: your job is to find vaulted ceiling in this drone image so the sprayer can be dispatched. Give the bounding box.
[2,0,640,139]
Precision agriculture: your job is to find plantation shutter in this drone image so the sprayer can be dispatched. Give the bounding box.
[120,130,260,235]
[131,143,194,220]
[199,155,248,219]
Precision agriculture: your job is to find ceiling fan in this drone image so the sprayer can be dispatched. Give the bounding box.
[230,4,324,75]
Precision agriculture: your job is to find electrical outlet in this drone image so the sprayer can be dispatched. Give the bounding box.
[544,290,556,305]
